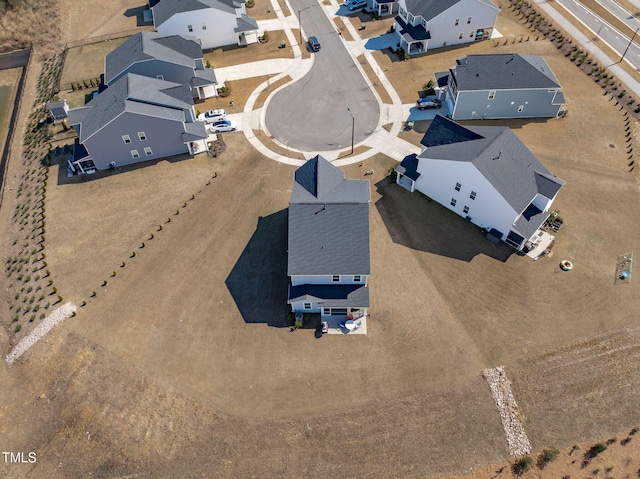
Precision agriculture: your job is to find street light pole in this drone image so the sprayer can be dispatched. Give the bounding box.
[621,27,640,63]
[347,107,354,155]
[298,6,310,45]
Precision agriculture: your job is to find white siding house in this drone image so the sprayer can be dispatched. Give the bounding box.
[288,156,371,319]
[436,54,565,119]
[152,0,259,50]
[394,0,499,56]
[395,115,565,251]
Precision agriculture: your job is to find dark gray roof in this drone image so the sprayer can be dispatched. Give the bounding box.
[182,121,208,141]
[67,74,195,143]
[46,100,68,120]
[153,0,244,27]
[395,14,430,42]
[552,90,565,105]
[191,68,217,87]
[105,32,204,84]
[404,0,460,20]
[288,284,369,308]
[450,54,562,91]
[419,115,565,214]
[288,155,371,276]
[235,13,258,32]
[434,71,449,88]
[513,204,548,241]
[396,154,421,181]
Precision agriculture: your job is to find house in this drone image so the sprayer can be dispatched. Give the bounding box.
[367,0,398,17]
[436,54,565,119]
[104,31,220,100]
[394,0,499,56]
[287,155,371,320]
[66,73,207,174]
[395,115,565,251]
[152,0,259,50]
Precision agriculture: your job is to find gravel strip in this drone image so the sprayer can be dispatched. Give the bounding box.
[484,366,532,456]
[5,302,77,364]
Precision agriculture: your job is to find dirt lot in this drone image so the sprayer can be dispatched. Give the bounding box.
[59,38,129,89]
[2,1,640,478]
[203,31,294,69]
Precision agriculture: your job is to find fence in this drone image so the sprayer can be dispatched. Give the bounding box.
[0,48,31,211]
[65,27,152,49]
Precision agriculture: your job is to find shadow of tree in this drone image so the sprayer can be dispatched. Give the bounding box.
[225,209,291,327]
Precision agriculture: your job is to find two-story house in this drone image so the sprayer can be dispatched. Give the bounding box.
[367,0,398,17]
[288,155,371,320]
[395,115,565,251]
[66,73,207,174]
[152,0,259,50]
[394,0,499,56]
[436,54,565,119]
[105,31,220,100]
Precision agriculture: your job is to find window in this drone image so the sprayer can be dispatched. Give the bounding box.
[470,191,477,200]
[459,32,464,39]
[122,135,131,144]
[303,302,311,309]
[488,90,496,100]
[323,308,331,315]
[131,150,139,159]
[450,198,457,207]
[187,24,193,32]
[138,132,146,141]
[408,13,414,24]
[156,75,164,80]
[454,18,460,26]
[467,16,472,24]
[201,23,207,30]
[144,147,153,156]
[353,275,362,282]
[332,275,340,282]
[518,105,524,112]
[463,206,470,214]
[470,31,474,38]
[455,182,461,191]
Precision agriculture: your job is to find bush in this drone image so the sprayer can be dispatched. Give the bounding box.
[512,456,534,475]
[15,324,22,333]
[538,448,560,468]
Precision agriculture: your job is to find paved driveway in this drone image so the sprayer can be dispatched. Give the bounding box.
[265,0,380,152]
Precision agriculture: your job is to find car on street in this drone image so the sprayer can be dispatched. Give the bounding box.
[198,109,227,123]
[416,97,442,110]
[308,36,321,52]
[345,0,367,10]
[209,119,238,132]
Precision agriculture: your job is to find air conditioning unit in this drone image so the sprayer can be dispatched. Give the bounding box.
[109,161,116,169]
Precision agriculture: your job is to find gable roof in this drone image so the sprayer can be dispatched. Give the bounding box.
[419,115,565,214]
[105,32,204,85]
[67,73,194,143]
[288,155,371,276]
[153,0,245,27]
[404,0,497,20]
[235,13,259,32]
[450,54,562,91]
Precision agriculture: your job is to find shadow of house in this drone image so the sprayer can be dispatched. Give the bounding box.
[374,176,513,262]
[124,6,151,27]
[364,33,397,51]
[225,209,291,327]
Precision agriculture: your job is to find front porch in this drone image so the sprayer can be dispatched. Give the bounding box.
[395,16,429,55]
[372,0,397,17]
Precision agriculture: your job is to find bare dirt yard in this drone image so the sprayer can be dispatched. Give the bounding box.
[2,0,640,478]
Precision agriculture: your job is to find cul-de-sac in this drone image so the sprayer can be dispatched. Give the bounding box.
[1,0,640,477]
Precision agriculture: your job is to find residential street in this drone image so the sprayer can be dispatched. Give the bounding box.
[264,0,380,152]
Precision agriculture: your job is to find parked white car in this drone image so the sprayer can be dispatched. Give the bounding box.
[345,0,366,10]
[209,119,238,133]
[198,109,227,123]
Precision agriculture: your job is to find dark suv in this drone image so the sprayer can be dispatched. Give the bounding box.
[308,36,321,52]
[416,97,442,110]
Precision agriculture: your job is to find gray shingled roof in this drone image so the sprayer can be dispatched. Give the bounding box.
[450,54,562,91]
[46,100,68,120]
[396,154,421,181]
[288,155,371,276]
[105,32,204,85]
[419,115,565,214]
[403,0,461,21]
[235,14,258,32]
[182,121,208,141]
[191,68,217,87]
[153,0,244,27]
[67,74,194,143]
[288,284,369,307]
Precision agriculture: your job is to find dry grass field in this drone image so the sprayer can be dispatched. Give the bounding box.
[2,0,640,478]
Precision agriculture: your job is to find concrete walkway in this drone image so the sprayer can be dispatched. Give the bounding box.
[222,0,420,166]
[534,0,640,98]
